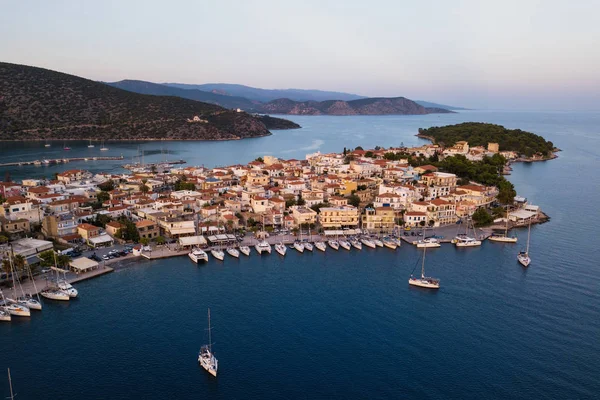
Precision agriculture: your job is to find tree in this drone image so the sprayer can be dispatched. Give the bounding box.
[285,199,296,208]
[0,195,6,204]
[364,151,375,158]
[96,191,110,204]
[255,157,264,162]
[140,237,150,246]
[355,146,363,151]
[98,181,115,191]
[297,196,306,206]
[346,194,360,207]
[472,207,494,226]
[428,220,435,227]
[419,220,426,227]
[310,203,327,213]
[0,235,8,244]
[155,236,165,245]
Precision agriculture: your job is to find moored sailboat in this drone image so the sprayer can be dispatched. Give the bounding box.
[275,243,287,256]
[239,246,251,256]
[339,239,351,250]
[409,247,440,289]
[489,206,518,243]
[517,218,532,267]
[328,240,339,250]
[293,241,304,253]
[315,241,327,252]
[198,308,218,377]
[211,248,225,261]
[226,247,240,258]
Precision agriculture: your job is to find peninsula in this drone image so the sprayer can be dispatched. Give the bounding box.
[0,62,300,142]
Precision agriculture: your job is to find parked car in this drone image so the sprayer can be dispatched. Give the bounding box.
[102,255,110,261]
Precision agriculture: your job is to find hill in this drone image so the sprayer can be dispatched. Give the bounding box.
[107,80,263,112]
[162,83,365,102]
[417,122,555,157]
[261,97,454,115]
[0,62,299,141]
[415,100,469,110]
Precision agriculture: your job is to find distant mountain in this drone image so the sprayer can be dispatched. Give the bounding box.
[163,83,365,103]
[261,97,454,116]
[107,80,263,112]
[0,62,299,141]
[415,100,469,110]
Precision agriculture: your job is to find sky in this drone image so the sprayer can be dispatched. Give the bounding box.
[1,0,599,110]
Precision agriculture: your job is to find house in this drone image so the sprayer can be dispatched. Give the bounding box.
[136,219,160,240]
[0,217,31,238]
[420,172,457,200]
[318,206,359,228]
[42,214,79,240]
[0,197,42,224]
[105,221,124,238]
[290,206,317,226]
[0,182,22,198]
[77,223,101,241]
[403,211,427,227]
[362,207,395,233]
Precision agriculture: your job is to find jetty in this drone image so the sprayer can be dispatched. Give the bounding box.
[0,156,125,167]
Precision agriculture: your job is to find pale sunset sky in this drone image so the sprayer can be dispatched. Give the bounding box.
[1,0,599,110]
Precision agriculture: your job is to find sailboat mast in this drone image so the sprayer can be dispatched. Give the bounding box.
[421,247,426,278]
[207,308,212,353]
[7,368,15,400]
[505,205,509,236]
[526,218,531,253]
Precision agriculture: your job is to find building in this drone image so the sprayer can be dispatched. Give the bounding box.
[0,217,31,239]
[403,211,427,227]
[290,206,317,226]
[105,221,124,238]
[420,172,457,200]
[488,143,500,153]
[136,219,160,240]
[318,206,359,228]
[362,207,395,233]
[42,214,79,240]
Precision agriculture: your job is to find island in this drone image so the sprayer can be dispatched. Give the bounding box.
[0,62,300,141]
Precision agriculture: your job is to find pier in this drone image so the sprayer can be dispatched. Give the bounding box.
[0,155,125,167]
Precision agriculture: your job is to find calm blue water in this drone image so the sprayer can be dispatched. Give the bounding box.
[1,111,599,399]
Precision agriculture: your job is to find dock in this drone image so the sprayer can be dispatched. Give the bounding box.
[0,156,125,167]
[12,266,114,296]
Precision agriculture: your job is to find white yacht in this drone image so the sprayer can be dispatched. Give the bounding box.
[255,240,272,255]
[415,238,441,248]
[14,296,42,311]
[226,247,240,258]
[518,218,532,267]
[44,143,51,147]
[339,240,351,250]
[361,237,377,249]
[100,141,109,151]
[293,242,305,253]
[198,308,218,377]
[275,243,287,256]
[350,239,362,250]
[40,289,70,301]
[239,246,251,256]
[189,249,209,263]
[211,249,225,261]
[5,302,30,317]
[374,239,384,247]
[454,235,482,248]
[58,280,78,298]
[409,247,440,289]
[328,240,339,250]
[315,242,327,252]
[0,308,10,322]
[382,237,397,250]
[87,139,95,148]
[304,242,314,252]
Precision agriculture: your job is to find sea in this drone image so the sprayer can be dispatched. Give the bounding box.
[1,110,599,399]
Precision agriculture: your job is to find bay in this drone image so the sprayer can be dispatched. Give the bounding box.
[1,111,599,399]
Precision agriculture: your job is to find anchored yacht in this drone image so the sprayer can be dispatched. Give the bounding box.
[409,247,440,289]
[189,248,208,263]
[198,308,218,377]
[304,242,313,252]
[361,237,377,249]
[255,240,272,254]
[415,238,441,248]
[211,249,225,261]
[293,242,305,253]
[226,247,240,258]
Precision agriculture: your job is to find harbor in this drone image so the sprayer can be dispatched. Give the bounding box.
[0,155,125,167]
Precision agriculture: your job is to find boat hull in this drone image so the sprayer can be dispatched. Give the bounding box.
[211,250,225,261]
[41,291,70,301]
[455,240,482,247]
[383,242,397,249]
[226,249,240,258]
[518,255,531,267]
[304,243,313,252]
[408,278,440,289]
[416,242,440,248]
[6,304,31,317]
[315,242,326,252]
[239,247,251,256]
[293,243,304,253]
[0,310,10,322]
[339,241,351,250]
[328,241,339,250]
[489,236,518,243]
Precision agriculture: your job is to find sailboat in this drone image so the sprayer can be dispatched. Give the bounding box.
[350,238,362,250]
[382,236,397,249]
[254,215,271,254]
[198,308,218,377]
[5,258,30,317]
[7,368,16,400]
[87,139,95,148]
[211,248,225,261]
[40,254,70,301]
[239,246,251,256]
[275,242,287,256]
[339,238,351,250]
[517,218,532,267]
[409,247,440,289]
[328,239,339,250]
[0,290,12,322]
[360,236,377,249]
[63,142,71,150]
[226,247,240,258]
[454,217,481,247]
[304,242,313,252]
[44,141,51,147]
[314,241,327,252]
[100,140,109,151]
[294,229,305,253]
[489,206,518,243]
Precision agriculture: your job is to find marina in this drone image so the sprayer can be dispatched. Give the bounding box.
[0,155,125,167]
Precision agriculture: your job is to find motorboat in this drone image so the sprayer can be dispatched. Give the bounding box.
[374,239,384,247]
[255,240,272,254]
[315,242,327,252]
[226,247,240,258]
[275,243,287,256]
[211,249,225,261]
[415,238,441,248]
[328,240,339,250]
[58,280,78,298]
[293,242,305,253]
[360,237,377,249]
[454,236,482,247]
[188,248,208,263]
[40,289,70,301]
[409,247,440,289]
[198,308,218,377]
[350,239,362,250]
[382,237,397,250]
[304,242,314,252]
[339,240,351,250]
[239,246,251,256]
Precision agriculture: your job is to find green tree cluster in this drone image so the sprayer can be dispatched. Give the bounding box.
[472,208,494,226]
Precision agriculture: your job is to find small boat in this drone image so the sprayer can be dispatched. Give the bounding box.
[361,237,377,249]
[382,237,397,250]
[189,248,208,263]
[226,247,240,258]
[304,242,313,252]
[293,242,305,253]
[100,140,109,151]
[15,296,42,311]
[339,240,351,250]
[40,289,70,301]
[255,240,272,255]
[239,246,251,256]
[4,302,30,317]
[211,249,225,261]
[454,236,482,247]
[350,239,362,250]
[409,247,440,289]
[44,143,51,147]
[0,308,10,322]
[315,242,327,252]
[87,139,95,148]
[415,238,441,248]
[328,240,339,250]
[275,243,287,256]
[198,308,218,377]
[58,280,78,298]
[374,239,384,247]
[518,218,532,267]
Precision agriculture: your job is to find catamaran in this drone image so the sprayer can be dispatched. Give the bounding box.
[409,247,440,289]
[517,218,532,267]
[198,308,218,377]
[239,246,251,256]
[489,206,518,243]
[275,243,287,256]
[189,248,209,263]
[255,240,271,254]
